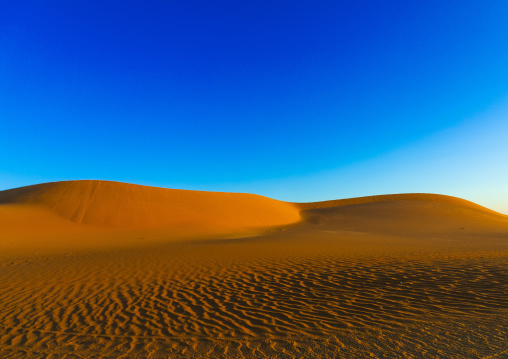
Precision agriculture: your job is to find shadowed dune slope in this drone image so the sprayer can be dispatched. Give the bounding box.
[295,193,508,239]
[295,193,503,214]
[0,180,301,230]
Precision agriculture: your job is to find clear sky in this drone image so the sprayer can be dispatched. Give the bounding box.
[1,1,508,212]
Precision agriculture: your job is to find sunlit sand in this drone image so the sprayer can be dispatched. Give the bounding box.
[1,180,507,358]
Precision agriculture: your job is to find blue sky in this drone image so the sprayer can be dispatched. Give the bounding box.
[1,1,508,212]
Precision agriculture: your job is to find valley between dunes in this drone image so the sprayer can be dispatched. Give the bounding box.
[1,180,507,358]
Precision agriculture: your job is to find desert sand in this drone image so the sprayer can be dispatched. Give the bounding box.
[1,180,507,358]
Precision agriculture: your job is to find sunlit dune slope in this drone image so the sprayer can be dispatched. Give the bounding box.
[0,180,301,230]
[0,180,302,253]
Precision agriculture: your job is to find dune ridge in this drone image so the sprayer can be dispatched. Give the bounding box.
[1,180,505,230]
[1,180,506,255]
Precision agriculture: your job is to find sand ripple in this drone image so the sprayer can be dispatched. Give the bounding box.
[1,244,507,358]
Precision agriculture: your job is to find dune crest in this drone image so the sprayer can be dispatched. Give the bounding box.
[2,181,504,227]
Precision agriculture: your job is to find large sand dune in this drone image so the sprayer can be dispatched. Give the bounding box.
[0,180,301,253]
[1,181,507,358]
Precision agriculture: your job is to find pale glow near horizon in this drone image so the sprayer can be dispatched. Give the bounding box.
[189,101,508,214]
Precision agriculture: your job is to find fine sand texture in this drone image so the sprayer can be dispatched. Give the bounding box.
[1,180,508,358]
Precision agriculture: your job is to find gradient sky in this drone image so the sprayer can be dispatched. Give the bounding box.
[1,1,508,212]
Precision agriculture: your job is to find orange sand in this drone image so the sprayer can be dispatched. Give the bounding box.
[1,180,507,358]
[0,181,300,254]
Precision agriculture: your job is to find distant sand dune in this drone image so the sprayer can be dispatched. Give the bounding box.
[295,192,504,213]
[1,181,507,358]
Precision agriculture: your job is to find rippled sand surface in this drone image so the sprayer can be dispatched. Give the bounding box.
[1,182,508,358]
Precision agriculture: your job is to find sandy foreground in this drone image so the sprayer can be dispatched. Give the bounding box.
[1,181,507,358]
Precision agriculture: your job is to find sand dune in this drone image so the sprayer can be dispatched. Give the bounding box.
[1,181,507,358]
[0,180,300,229]
[295,192,504,215]
[0,180,301,254]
